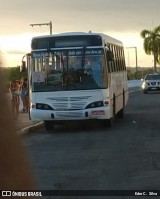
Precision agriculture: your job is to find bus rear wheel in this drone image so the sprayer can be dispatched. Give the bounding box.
[44,121,54,130]
[117,91,125,119]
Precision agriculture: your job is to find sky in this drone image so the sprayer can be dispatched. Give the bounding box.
[0,0,160,68]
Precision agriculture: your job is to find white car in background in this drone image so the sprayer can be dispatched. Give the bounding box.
[142,73,160,94]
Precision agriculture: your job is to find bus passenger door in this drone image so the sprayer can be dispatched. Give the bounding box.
[26,53,32,120]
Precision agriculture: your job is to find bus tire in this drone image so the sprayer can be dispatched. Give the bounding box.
[117,108,124,118]
[106,117,114,127]
[117,91,125,119]
[143,89,148,94]
[44,121,54,130]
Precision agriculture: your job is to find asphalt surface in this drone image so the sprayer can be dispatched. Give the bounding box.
[16,111,44,134]
[22,89,160,199]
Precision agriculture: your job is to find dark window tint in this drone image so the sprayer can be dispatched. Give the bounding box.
[32,35,103,50]
[145,74,160,80]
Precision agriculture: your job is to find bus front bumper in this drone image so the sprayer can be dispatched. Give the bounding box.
[30,107,110,122]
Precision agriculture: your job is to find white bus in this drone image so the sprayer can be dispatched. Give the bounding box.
[26,32,128,130]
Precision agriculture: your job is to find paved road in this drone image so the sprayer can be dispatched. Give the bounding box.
[24,91,160,198]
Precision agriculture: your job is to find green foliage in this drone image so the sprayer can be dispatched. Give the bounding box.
[4,66,27,82]
[140,26,160,72]
[3,66,27,91]
[127,68,154,80]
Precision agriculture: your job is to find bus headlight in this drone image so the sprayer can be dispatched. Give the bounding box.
[85,101,104,109]
[36,103,54,110]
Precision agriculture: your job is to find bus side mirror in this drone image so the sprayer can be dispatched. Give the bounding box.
[106,50,114,61]
[20,61,27,72]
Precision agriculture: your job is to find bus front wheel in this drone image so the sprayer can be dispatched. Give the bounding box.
[106,117,114,127]
[44,121,54,131]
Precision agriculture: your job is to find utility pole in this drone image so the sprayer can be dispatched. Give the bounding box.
[30,21,52,35]
[126,46,138,79]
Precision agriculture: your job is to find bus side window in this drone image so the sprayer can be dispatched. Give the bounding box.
[105,49,111,73]
[114,46,119,72]
[106,50,114,62]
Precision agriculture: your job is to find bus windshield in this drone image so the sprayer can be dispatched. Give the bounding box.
[31,48,108,92]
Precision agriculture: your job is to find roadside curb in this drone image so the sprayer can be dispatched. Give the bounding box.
[19,121,44,135]
[129,87,141,93]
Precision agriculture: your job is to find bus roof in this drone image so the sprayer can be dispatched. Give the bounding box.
[32,32,123,47]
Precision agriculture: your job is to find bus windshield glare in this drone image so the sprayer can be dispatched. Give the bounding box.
[31,48,108,92]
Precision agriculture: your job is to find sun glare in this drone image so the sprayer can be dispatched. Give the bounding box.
[106,31,153,67]
[0,32,44,67]
[0,34,31,52]
[0,31,154,67]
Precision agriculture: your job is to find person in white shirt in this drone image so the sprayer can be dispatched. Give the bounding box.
[84,57,102,86]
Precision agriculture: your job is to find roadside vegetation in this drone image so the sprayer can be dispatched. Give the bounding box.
[140,25,160,73]
[127,67,155,80]
[3,66,27,92]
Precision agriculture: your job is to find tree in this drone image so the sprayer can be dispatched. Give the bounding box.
[3,66,27,92]
[140,26,160,73]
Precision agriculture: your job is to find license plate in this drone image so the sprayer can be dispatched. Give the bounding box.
[91,110,105,115]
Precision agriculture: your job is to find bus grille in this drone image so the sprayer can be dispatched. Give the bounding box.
[47,96,92,110]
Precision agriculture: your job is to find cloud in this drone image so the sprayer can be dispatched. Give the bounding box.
[0,0,159,68]
[0,0,159,35]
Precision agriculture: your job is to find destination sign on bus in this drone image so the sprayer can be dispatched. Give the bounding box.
[32,49,103,58]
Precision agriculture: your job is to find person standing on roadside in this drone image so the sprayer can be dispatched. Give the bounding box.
[21,77,29,112]
[9,80,21,119]
[9,80,16,100]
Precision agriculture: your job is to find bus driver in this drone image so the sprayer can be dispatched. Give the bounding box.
[84,57,102,86]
